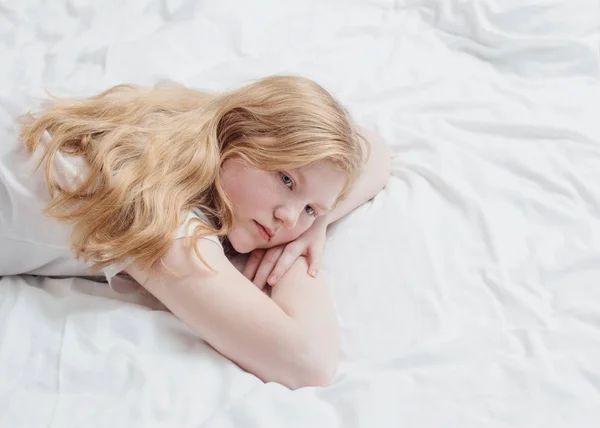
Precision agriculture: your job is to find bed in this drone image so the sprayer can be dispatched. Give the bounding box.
[2,0,600,426]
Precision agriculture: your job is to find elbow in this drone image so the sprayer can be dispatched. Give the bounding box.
[378,154,392,192]
[366,130,393,192]
[283,335,340,390]
[380,137,393,188]
[303,363,338,388]
[370,150,392,197]
[284,364,337,390]
[286,358,338,390]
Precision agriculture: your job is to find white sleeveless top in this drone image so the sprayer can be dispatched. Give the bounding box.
[0,131,223,286]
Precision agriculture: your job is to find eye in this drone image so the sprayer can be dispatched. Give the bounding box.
[305,205,316,217]
[280,172,294,189]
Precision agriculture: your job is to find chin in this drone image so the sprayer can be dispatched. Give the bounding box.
[227,230,256,254]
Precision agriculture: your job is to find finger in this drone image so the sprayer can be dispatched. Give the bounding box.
[242,249,265,280]
[307,244,323,278]
[267,244,303,286]
[253,246,284,289]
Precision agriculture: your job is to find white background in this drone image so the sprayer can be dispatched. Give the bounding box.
[2,1,600,427]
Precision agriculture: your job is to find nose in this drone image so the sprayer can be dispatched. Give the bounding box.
[274,203,303,229]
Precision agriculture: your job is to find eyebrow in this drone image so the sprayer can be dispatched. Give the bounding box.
[294,169,333,213]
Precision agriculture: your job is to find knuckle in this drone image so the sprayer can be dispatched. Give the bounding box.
[283,246,300,257]
[288,241,304,251]
[281,253,296,265]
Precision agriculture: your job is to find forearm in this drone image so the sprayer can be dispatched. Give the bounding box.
[129,242,337,389]
[325,127,391,225]
[269,256,340,385]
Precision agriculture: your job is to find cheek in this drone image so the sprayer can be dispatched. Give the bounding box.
[222,163,272,215]
[228,179,265,215]
[274,221,312,244]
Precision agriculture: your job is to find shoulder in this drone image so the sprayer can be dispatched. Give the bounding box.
[103,207,223,284]
[177,207,223,249]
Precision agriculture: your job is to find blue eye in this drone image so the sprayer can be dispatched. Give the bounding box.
[305,205,316,216]
[280,173,293,189]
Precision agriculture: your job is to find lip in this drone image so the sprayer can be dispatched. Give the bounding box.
[254,220,273,241]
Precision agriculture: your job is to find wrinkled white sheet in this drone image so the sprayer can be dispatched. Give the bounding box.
[2,0,600,426]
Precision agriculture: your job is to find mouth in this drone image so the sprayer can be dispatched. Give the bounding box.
[254,220,274,241]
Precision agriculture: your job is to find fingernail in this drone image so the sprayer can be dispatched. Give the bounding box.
[268,275,277,285]
[310,270,318,278]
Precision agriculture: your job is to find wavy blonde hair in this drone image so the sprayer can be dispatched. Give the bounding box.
[19,75,367,274]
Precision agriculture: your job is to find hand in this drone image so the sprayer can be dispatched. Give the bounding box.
[242,217,328,289]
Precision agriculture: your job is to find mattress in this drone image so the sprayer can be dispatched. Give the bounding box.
[2,0,600,426]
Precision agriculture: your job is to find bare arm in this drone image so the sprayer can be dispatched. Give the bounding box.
[124,238,339,389]
[325,127,391,225]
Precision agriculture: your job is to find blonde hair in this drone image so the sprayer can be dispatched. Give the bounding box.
[19,75,367,274]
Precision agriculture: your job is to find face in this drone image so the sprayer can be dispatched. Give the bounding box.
[220,156,346,253]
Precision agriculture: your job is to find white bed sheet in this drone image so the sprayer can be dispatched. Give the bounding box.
[2,0,600,427]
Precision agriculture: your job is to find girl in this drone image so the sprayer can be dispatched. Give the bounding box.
[0,76,391,389]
